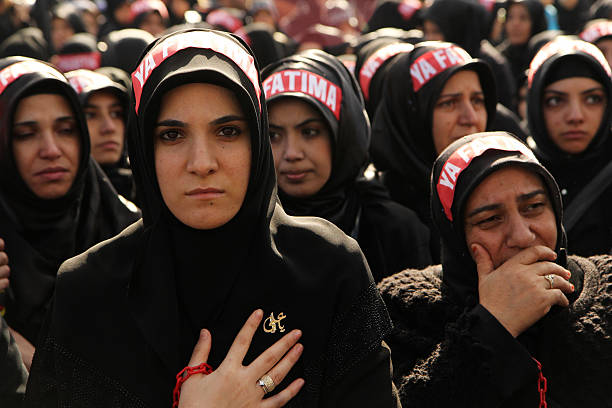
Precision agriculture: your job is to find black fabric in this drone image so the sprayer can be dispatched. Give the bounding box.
[497,0,547,88]
[554,0,590,34]
[375,131,612,406]
[239,23,292,69]
[370,42,497,262]
[65,69,137,202]
[478,39,515,109]
[363,0,422,34]
[379,254,612,406]
[0,27,49,61]
[0,56,140,344]
[526,37,612,256]
[492,103,528,142]
[591,0,612,20]
[99,29,156,76]
[0,315,27,407]
[25,29,397,407]
[262,49,431,280]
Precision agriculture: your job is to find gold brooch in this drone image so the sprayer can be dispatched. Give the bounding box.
[263,312,286,334]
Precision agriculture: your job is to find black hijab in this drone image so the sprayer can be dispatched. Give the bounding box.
[127,30,389,399]
[526,37,612,166]
[422,0,489,57]
[498,0,547,85]
[260,49,370,235]
[371,41,497,201]
[0,57,140,343]
[99,29,156,76]
[430,132,566,307]
[354,37,414,119]
[363,0,422,34]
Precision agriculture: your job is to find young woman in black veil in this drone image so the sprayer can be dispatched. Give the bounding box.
[0,57,140,369]
[25,29,399,407]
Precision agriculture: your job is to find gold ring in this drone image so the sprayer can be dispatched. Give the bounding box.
[257,374,275,394]
[545,274,554,289]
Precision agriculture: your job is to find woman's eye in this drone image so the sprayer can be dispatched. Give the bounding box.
[544,96,562,107]
[159,129,181,141]
[472,96,485,107]
[474,215,501,228]
[523,201,545,215]
[218,126,241,138]
[302,128,320,138]
[437,99,456,109]
[269,131,282,143]
[110,110,124,119]
[58,126,77,136]
[84,111,96,120]
[585,94,605,105]
[13,131,34,140]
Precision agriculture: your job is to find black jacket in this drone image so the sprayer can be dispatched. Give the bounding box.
[379,255,612,407]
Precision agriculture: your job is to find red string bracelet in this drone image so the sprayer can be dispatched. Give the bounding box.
[532,358,547,408]
[172,363,214,408]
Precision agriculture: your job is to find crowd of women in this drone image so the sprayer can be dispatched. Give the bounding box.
[1,0,612,406]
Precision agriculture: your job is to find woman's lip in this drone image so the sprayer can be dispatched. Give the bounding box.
[186,187,225,198]
[96,141,120,150]
[35,167,69,181]
[281,170,310,181]
[561,131,588,139]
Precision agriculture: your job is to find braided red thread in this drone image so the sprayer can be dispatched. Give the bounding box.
[172,363,214,408]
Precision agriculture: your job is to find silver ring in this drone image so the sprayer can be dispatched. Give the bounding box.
[257,374,275,394]
[545,274,555,289]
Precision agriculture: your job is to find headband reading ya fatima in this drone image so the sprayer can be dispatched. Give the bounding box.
[131,31,261,113]
[359,42,414,100]
[410,45,472,92]
[0,60,67,95]
[263,69,343,120]
[436,135,536,222]
[528,39,612,88]
[67,70,117,95]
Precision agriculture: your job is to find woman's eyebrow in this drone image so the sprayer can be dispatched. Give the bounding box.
[466,203,501,218]
[13,120,37,127]
[295,118,324,128]
[581,87,605,95]
[210,115,247,125]
[156,119,186,128]
[517,189,547,202]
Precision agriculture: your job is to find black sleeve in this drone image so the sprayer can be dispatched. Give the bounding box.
[393,304,539,407]
[0,314,28,407]
[321,342,401,408]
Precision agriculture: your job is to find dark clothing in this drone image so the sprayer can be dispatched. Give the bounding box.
[0,57,141,345]
[0,315,27,408]
[25,216,399,408]
[492,103,528,142]
[478,40,515,109]
[555,0,590,34]
[262,50,431,280]
[26,29,399,406]
[526,39,612,256]
[379,254,612,407]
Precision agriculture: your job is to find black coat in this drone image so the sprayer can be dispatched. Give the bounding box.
[379,255,612,407]
[25,217,400,407]
[0,315,27,408]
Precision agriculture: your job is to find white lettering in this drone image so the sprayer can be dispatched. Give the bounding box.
[271,73,284,94]
[308,74,327,99]
[433,50,447,69]
[445,162,462,183]
[410,64,423,85]
[283,71,301,90]
[419,59,437,81]
[326,86,337,112]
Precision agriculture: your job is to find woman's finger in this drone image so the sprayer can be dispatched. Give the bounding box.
[249,329,302,377]
[257,343,303,396]
[261,378,305,408]
[0,264,9,280]
[223,309,264,367]
[188,329,212,366]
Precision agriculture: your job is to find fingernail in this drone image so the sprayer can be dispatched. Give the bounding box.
[571,284,575,291]
[200,329,209,339]
[254,309,263,318]
[294,343,303,353]
[293,329,302,339]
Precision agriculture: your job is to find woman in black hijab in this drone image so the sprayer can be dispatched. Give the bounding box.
[65,68,137,203]
[262,49,431,282]
[496,0,548,94]
[25,29,399,407]
[526,36,612,256]
[0,57,140,363]
[422,0,516,109]
[379,131,612,406]
[371,41,497,262]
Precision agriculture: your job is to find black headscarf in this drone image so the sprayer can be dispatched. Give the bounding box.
[261,49,370,235]
[354,36,414,119]
[526,37,612,165]
[371,41,497,200]
[235,22,291,69]
[498,0,547,86]
[422,0,489,57]
[363,0,422,34]
[430,131,566,307]
[99,29,156,75]
[127,30,389,398]
[0,27,49,61]
[0,57,140,343]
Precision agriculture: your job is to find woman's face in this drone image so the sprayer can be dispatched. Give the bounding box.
[542,76,607,154]
[84,90,125,165]
[268,98,333,198]
[505,3,532,46]
[464,166,557,269]
[139,12,166,37]
[154,82,251,230]
[51,17,75,51]
[432,70,488,154]
[12,93,81,199]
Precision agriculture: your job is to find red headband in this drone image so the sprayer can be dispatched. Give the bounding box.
[56,52,101,73]
[437,135,536,221]
[580,21,612,44]
[0,60,65,96]
[410,45,472,92]
[528,39,611,88]
[131,31,260,113]
[68,71,115,94]
[398,0,421,19]
[359,42,414,100]
[263,69,343,120]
